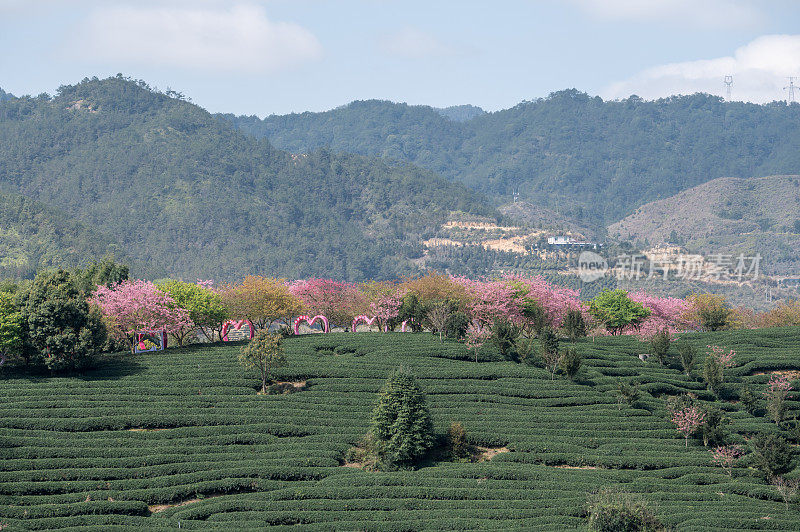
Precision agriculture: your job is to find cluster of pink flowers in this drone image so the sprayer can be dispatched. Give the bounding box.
[671,406,705,447]
[710,445,743,477]
[629,292,692,338]
[764,374,793,397]
[707,345,736,368]
[454,277,523,327]
[501,274,585,328]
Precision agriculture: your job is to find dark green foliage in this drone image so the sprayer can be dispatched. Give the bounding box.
[585,488,664,532]
[490,318,520,361]
[18,269,106,371]
[751,432,795,479]
[700,405,729,447]
[521,299,549,337]
[562,309,587,341]
[444,311,469,340]
[447,421,472,461]
[703,355,724,395]
[224,91,800,227]
[0,77,495,281]
[540,327,560,378]
[677,340,696,377]
[650,329,670,366]
[739,385,761,416]
[397,294,425,332]
[73,256,129,295]
[616,381,641,409]
[370,369,434,466]
[558,347,582,380]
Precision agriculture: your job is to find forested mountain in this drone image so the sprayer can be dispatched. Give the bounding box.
[222,92,800,228]
[0,76,494,281]
[434,104,485,122]
[0,192,127,279]
[609,175,800,275]
[0,88,13,102]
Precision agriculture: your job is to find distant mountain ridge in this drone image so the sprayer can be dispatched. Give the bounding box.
[0,88,14,102]
[608,175,800,275]
[0,76,495,281]
[221,92,800,228]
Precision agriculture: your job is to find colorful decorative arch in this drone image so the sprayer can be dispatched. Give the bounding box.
[293,315,329,335]
[221,319,255,342]
[352,315,378,332]
[135,330,167,353]
[401,319,414,333]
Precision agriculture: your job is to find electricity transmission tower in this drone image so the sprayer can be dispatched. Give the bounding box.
[786,77,797,103]
[724,76,732,101]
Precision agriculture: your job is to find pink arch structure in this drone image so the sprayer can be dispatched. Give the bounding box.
[352,315,379,332]
[293,315,329,335]
[401,319,414,332]
[221,319,255,342]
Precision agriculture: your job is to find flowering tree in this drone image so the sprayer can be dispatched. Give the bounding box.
[454,277,522,327]
[671,406,705,447]
[92,280,193,354]
[465,321,492,362]
[764,374,793,425]
[710,445,743,478]
[629,292,692,338]
[503,274,584,330]
[371,293,403,332]
[289,279,367,329]
[220,276,302,332]
[707,345,736,368]
[156,280,229,343]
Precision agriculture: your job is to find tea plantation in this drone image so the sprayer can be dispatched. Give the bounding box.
[2,330,800,530]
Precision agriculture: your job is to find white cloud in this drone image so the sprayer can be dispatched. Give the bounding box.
[569,0,763,29]
[69,3,322,73]
[381,27,456,59]
[603,34,800,102]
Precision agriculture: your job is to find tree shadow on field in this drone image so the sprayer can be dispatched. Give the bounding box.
[0,354,145,383]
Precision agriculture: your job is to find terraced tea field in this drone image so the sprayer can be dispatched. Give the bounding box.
[2,330,800,530]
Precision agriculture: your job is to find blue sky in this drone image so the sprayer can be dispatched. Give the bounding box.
[1,0,799,116]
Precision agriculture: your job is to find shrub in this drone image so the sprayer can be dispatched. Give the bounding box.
[20,269,106,371]
[444,311,469,340]
[764,374,793,426]
[562,309,587,341]
[585,488,664,532]
[238,331,286,394]
[370,369,434,467]
[687,293,732,331]
[490,318,520,361]
[739,385,761,415]
[699,405,729,447]
[447,422,472,461]
[540,327,560,379]
[559,347,582,380]
[703,354,723,395]
[676,340,696,377]
[617,381,641,410]
[650,329,670,366]
[751,432,795,479]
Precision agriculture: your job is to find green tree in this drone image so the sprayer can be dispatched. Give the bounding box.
[0,291,23,365]
[540,327,560,379]
[558,347,582,380]
[751,433,795,479]
[74,256,129,295]
[491,318,520,361]
[238,330,285,394]
[589,290,651,335]
[157,280,229,344]
[562,309,587,341]
[370,369,434,466]
[585,488,664,532]
[703,355,724,395]
[19,269,106,371]
[649,329,670,365]
[677,339,696,378]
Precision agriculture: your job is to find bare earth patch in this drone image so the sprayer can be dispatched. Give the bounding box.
[553,464,600,470]
[149,494,223,513]
[751,370,800,379]
[258,380,308,395]
[128,428,169,432]
[474,446,509,462]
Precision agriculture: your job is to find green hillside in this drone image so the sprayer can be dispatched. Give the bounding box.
[2,331,800,529]
[0,192,127,279]
[609,175,800,276]
[222,92,800,228]
[0,76,494,281]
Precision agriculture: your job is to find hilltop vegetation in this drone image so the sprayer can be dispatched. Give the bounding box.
[609,175,800,276]
[0,76,493,281]
[2,331,800,529]
[222,92,800,227]
[0,192,127,279]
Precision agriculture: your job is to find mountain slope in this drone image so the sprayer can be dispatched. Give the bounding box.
[221,92,800,228]
[0,76,494,281]
[0,192,127,279]
[608,175,800,275]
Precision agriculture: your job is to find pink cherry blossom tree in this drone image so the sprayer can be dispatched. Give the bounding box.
[92,280,193,354]
[371,293,403,332]
[502,274,585,330]
[707,345,736,368]
[288,279,368,330]
[629,292,693,339]
[710,445,743,477]
[671,406,705,447]
[454,277,522,327]
[465,321,492,363]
